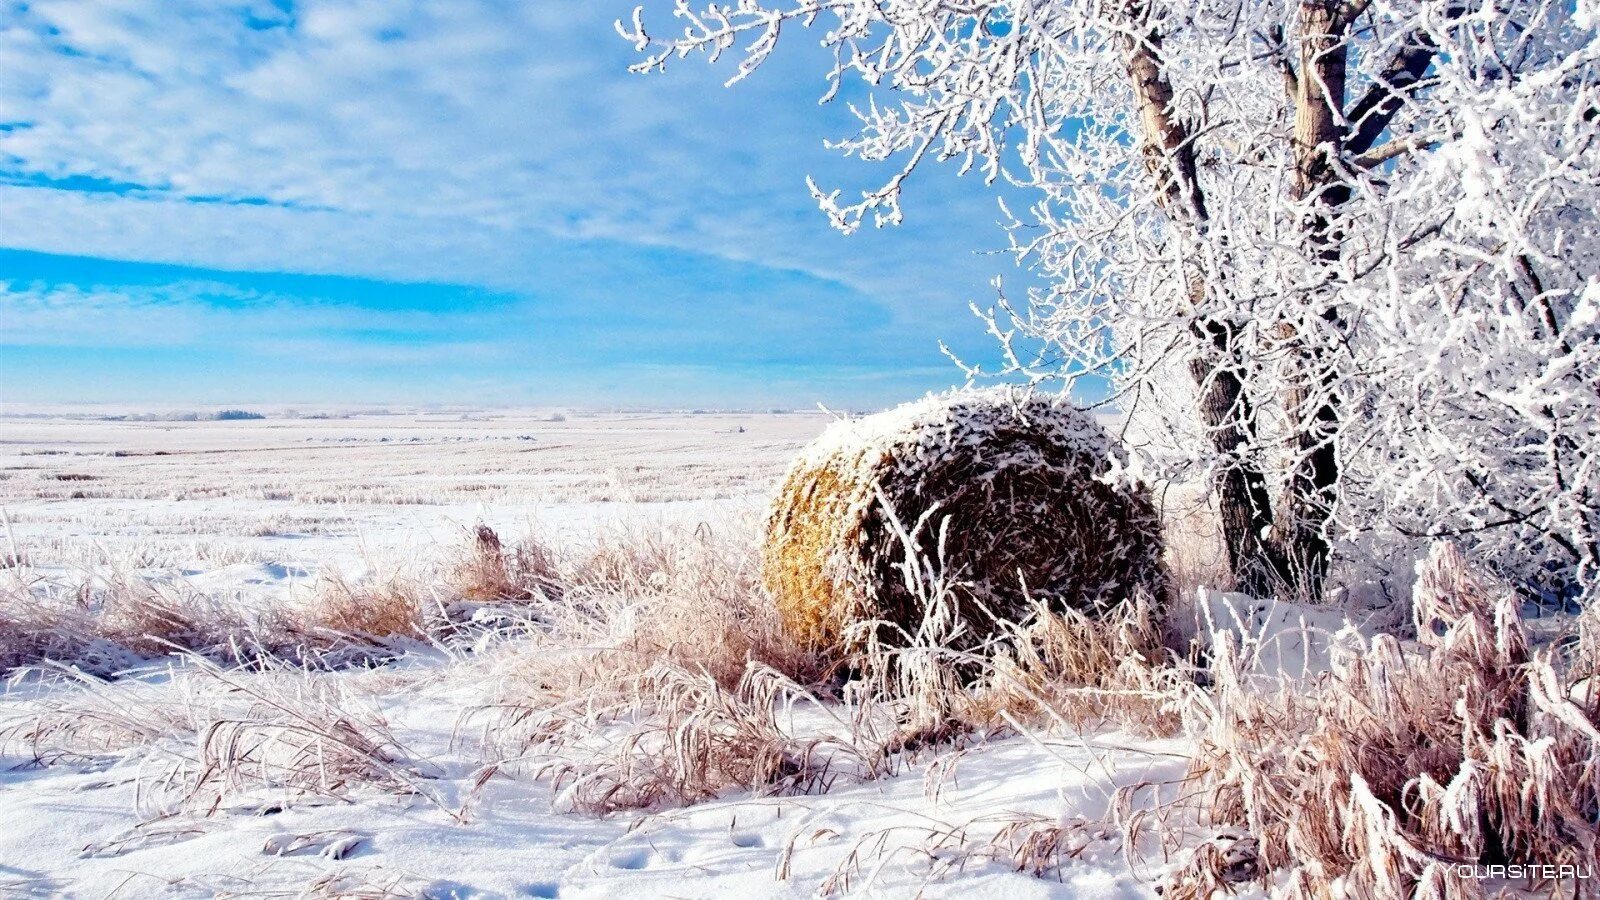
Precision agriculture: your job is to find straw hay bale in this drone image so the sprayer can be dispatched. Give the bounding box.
[763,388,1162,653]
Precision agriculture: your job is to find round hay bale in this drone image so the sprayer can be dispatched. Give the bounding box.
[763,388,1162,654]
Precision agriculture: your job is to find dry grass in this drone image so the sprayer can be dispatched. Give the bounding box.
[2,670,196,766]
[815,810,1138,894]
[473,517,823,702]
[0,515,816,683]
[459,519,858,815]
[462,514,1179,820]
[0,561,294,674]
[1171,541,1600,898]
[2,659,445,824]
[0,588,102,673]
[451,524,539,603]
[984,592,1191,736]
[520,664,861,814]
[143,669,436,820]
[94,575,275,659]
[288,573,424,644]
[771,537,1600,898]
[0,528,503,674]
[286,870,429,900]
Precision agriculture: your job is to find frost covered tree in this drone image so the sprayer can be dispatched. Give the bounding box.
[622,1,1600,606]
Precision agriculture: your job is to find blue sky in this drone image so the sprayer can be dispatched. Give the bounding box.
[0,1,1030,409]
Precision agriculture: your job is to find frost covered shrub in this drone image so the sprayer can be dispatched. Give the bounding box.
[0,591,100,674]
[289,573,422,642]
[763,387,1162,655]
[524,664,857,815]
[1180,542,1600,898]
[467,513,823,760]
[450,524,539,603]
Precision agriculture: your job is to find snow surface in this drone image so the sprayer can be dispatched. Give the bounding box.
[0,659,1192,898]
[0,411,827,600]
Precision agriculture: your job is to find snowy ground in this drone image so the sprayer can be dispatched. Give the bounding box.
[0,659,1190,898]
[0,412,1296,898]
[0,411,825,594]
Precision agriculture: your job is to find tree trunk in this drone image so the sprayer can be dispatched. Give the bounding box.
[1272,0,1351,599]
[1120,5,1305,595]
[1120,1,1294,597]
[1190,320,1293,597]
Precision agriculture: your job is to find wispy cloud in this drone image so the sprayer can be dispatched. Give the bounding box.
[0,1,1028,406]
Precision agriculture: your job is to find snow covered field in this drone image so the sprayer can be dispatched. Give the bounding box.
[1,675,1190,898]
[0,411,822,593]
[6,412,1565,900]
[0,412,1212,899]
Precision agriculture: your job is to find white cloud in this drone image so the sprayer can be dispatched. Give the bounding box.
[0,0,1020,325]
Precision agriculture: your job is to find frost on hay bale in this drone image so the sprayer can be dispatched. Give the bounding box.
[763,388,1163,654]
